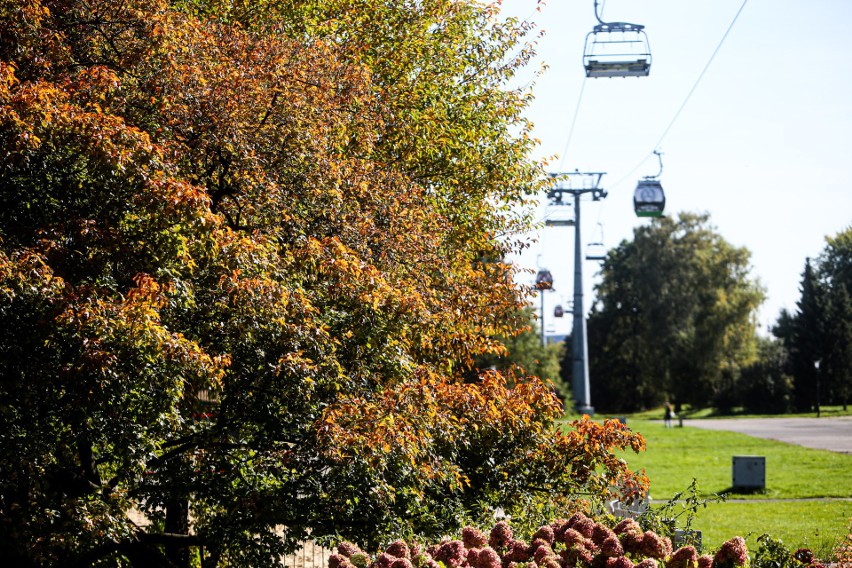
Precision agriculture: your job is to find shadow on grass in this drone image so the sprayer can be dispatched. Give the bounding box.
[718,486,769,496]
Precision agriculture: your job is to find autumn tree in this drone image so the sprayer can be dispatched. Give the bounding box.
[0,0,647,567]
[587,212,765,412]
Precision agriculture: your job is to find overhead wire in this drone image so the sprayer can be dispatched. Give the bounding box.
[605,0,750,195]
[556,76,588,173]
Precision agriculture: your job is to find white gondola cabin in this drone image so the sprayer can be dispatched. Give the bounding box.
[544,190,575,227]
[583,1,651,78]
[586,242,607,261]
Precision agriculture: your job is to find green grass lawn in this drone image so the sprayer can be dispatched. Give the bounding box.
[602,419,852,556]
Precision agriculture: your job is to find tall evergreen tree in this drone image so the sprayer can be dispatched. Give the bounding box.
[818,226,852,409]
[788,258,826,411]
[824,282,852,409]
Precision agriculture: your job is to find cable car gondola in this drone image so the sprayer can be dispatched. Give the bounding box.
[634,150,666,217]
[586,243,607,261]
[583,0,651,78]
[535,269,554,290]
[585,223,607,261]
[544,181,575,227]
[554,304,565,318]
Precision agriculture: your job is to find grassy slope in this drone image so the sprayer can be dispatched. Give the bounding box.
[606,419,852,555]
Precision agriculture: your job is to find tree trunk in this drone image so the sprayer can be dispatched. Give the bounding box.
[164,497,190,568]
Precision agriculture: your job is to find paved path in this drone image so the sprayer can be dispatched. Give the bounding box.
[682,416,852,454]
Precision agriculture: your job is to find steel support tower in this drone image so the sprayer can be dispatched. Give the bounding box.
[546,172,606,415]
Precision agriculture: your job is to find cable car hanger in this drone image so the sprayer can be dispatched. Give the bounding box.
[633,150,666,218]
[583,0,652,78]
[585,222,607,261]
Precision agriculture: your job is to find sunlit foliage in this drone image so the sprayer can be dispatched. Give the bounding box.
[0,0,647,565]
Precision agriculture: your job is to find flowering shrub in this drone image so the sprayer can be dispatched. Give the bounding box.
[751,527,852,568]
[835,525,852,567]
[332,516,750,568]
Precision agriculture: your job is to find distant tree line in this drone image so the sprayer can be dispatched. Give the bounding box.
[562,213,852,415]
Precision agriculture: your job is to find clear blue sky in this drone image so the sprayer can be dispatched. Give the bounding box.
[502,0,852,336]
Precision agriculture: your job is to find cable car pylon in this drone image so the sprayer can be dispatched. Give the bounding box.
[546,171,606,415]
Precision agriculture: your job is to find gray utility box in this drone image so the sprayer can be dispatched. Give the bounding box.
[732,456,766,489]
[674,529,702,550]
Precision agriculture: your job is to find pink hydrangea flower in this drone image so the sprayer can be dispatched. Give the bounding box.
[435,540,466,567]
[605,557,635,568]
[668,546,698,568]
[635,559,659,568]
[613,519,641,535]
[391,559,414,568]
[594,525,617,546]
[534,525,556,546]
[567,512,588,528]
[573,517,596,539]
[561,545,594,567]
[552,519,571,541]
[579,547,595,566]
[640,531,668,560]
[477,547,501,568]
[376,553,397,568]
[387,540,411,559]
[713,537,748,568]
[463,527,489,549]
[534,544,556,564]
[489,521,513,549]
[601,535,624,558]
[697,554,714,568]
[562,529,585,548]
[620,529,644,555]
[506,539,532,562]
[530,538,551,556]
[467,547,481,567]
[330,554,347,568]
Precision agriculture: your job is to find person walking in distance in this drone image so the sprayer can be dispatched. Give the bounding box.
[664,402,674,428]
